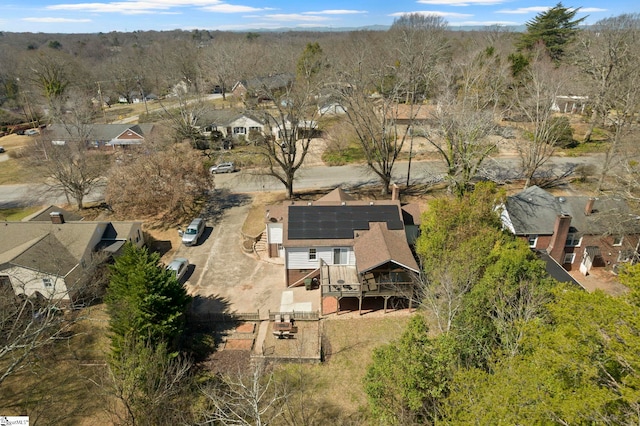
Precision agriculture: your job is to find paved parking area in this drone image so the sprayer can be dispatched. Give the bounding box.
[177,193,320,318]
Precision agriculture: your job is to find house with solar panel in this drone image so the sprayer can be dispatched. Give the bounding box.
[263,187,422,315]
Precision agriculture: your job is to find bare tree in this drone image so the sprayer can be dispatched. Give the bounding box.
[510,49,570,188]
[201,34,245,100]
[30,92,109,209]
[0,238,108,387]
[199,359,287,426]
[573,14,640,143]
[246,44,324,199]
[424,89,499,195]
[389,14,450,187]
[572,14,640,191]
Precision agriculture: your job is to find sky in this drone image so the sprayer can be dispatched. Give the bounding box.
[0,0,636,34]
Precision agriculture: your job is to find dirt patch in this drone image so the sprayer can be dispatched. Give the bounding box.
[224,339,254,350]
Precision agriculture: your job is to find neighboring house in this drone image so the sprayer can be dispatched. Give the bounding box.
[265,187,421,315]
[501,185,640,276]
[269,117,318,141]
[42,124,156,148]
[231,73,295,101]
[0,209,144,304]
[318,102,347,116]
[200,111,267,140]
[551,95,589,114]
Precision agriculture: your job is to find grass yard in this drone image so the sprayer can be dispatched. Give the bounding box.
[0,205,43,221]
[0,305,112,424]
[299,315,411,417]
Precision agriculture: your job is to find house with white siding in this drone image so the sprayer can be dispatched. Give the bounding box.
[0,208,144,306]
[264,187,422,315]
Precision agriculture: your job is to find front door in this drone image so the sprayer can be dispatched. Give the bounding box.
[333,248,348,265]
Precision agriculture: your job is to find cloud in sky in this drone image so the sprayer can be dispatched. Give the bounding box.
[450,20,518,26]
[23,17,93,22]
[497,6,551,14]
[417,0,506,5]
[577,7,607,12]
[47,0,263,14]
[389,10,473,18]
[302,10,368,15]
[262,13,330,22]
[200,4,266,13]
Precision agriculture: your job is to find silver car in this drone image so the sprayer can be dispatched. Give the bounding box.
[181,218,205,246]
[209,162,236,174]
[166,257,189,281]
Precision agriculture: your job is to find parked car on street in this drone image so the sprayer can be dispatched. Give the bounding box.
[209,162,236,174]
[166,257,189,281]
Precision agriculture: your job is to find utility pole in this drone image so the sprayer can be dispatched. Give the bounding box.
[136,76,149,115]
[96,81,108,123]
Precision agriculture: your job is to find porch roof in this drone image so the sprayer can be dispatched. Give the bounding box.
[354,222,419,273]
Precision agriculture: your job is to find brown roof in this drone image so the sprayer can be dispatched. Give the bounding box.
[354,222,419,273]
[0,220,142,277]
[316,187,354,203]
[401,203,422,226]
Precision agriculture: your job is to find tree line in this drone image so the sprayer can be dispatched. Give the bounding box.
[0,6,638,205]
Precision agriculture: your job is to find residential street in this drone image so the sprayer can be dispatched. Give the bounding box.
[0,154,602,209]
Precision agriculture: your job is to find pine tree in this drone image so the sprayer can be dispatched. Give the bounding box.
[517,2,586,61]
[106,243,190,354]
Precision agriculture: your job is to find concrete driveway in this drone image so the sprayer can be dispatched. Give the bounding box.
[179,192,319,318]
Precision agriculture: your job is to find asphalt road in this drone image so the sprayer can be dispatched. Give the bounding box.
[0,155,603,208]
[212,154,602,193]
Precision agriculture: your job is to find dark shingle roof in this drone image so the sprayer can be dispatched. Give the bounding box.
[288,205,404,240]
[504,186,640,236]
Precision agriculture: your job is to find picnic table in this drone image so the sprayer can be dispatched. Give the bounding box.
[272,317,298,338]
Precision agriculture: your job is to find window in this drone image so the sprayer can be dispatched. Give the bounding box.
[618,250,635,263]
[43,278,53,288]
[527,235,538,248]
[565,233,581,247]
[563,253,576,264]
[613,236,624,246]
[249,126,261,133]
[308,248,317,261]
[233,127,246,134]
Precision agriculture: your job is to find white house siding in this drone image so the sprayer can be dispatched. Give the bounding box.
[267,223,283,244]
[5,266,69,300]
[500,209,516,234]
[286,246,354,269]
[227,117,264,136]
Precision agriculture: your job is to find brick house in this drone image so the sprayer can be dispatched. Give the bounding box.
[501,185,640,275]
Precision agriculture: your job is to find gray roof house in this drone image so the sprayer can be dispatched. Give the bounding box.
[42,124,156,148]
[0,211,143,303]
[501,185,640,277]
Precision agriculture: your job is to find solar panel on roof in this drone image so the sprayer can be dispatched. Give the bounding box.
[288,205,403,239]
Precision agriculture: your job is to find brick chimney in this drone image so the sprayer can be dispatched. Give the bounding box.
[585,198,596,216]
[50,211,64,224]
[391,183,400,201]
[548,214,572,264]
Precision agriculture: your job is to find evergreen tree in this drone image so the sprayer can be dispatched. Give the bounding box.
[106,243,191,354]
[517,2,586,61]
